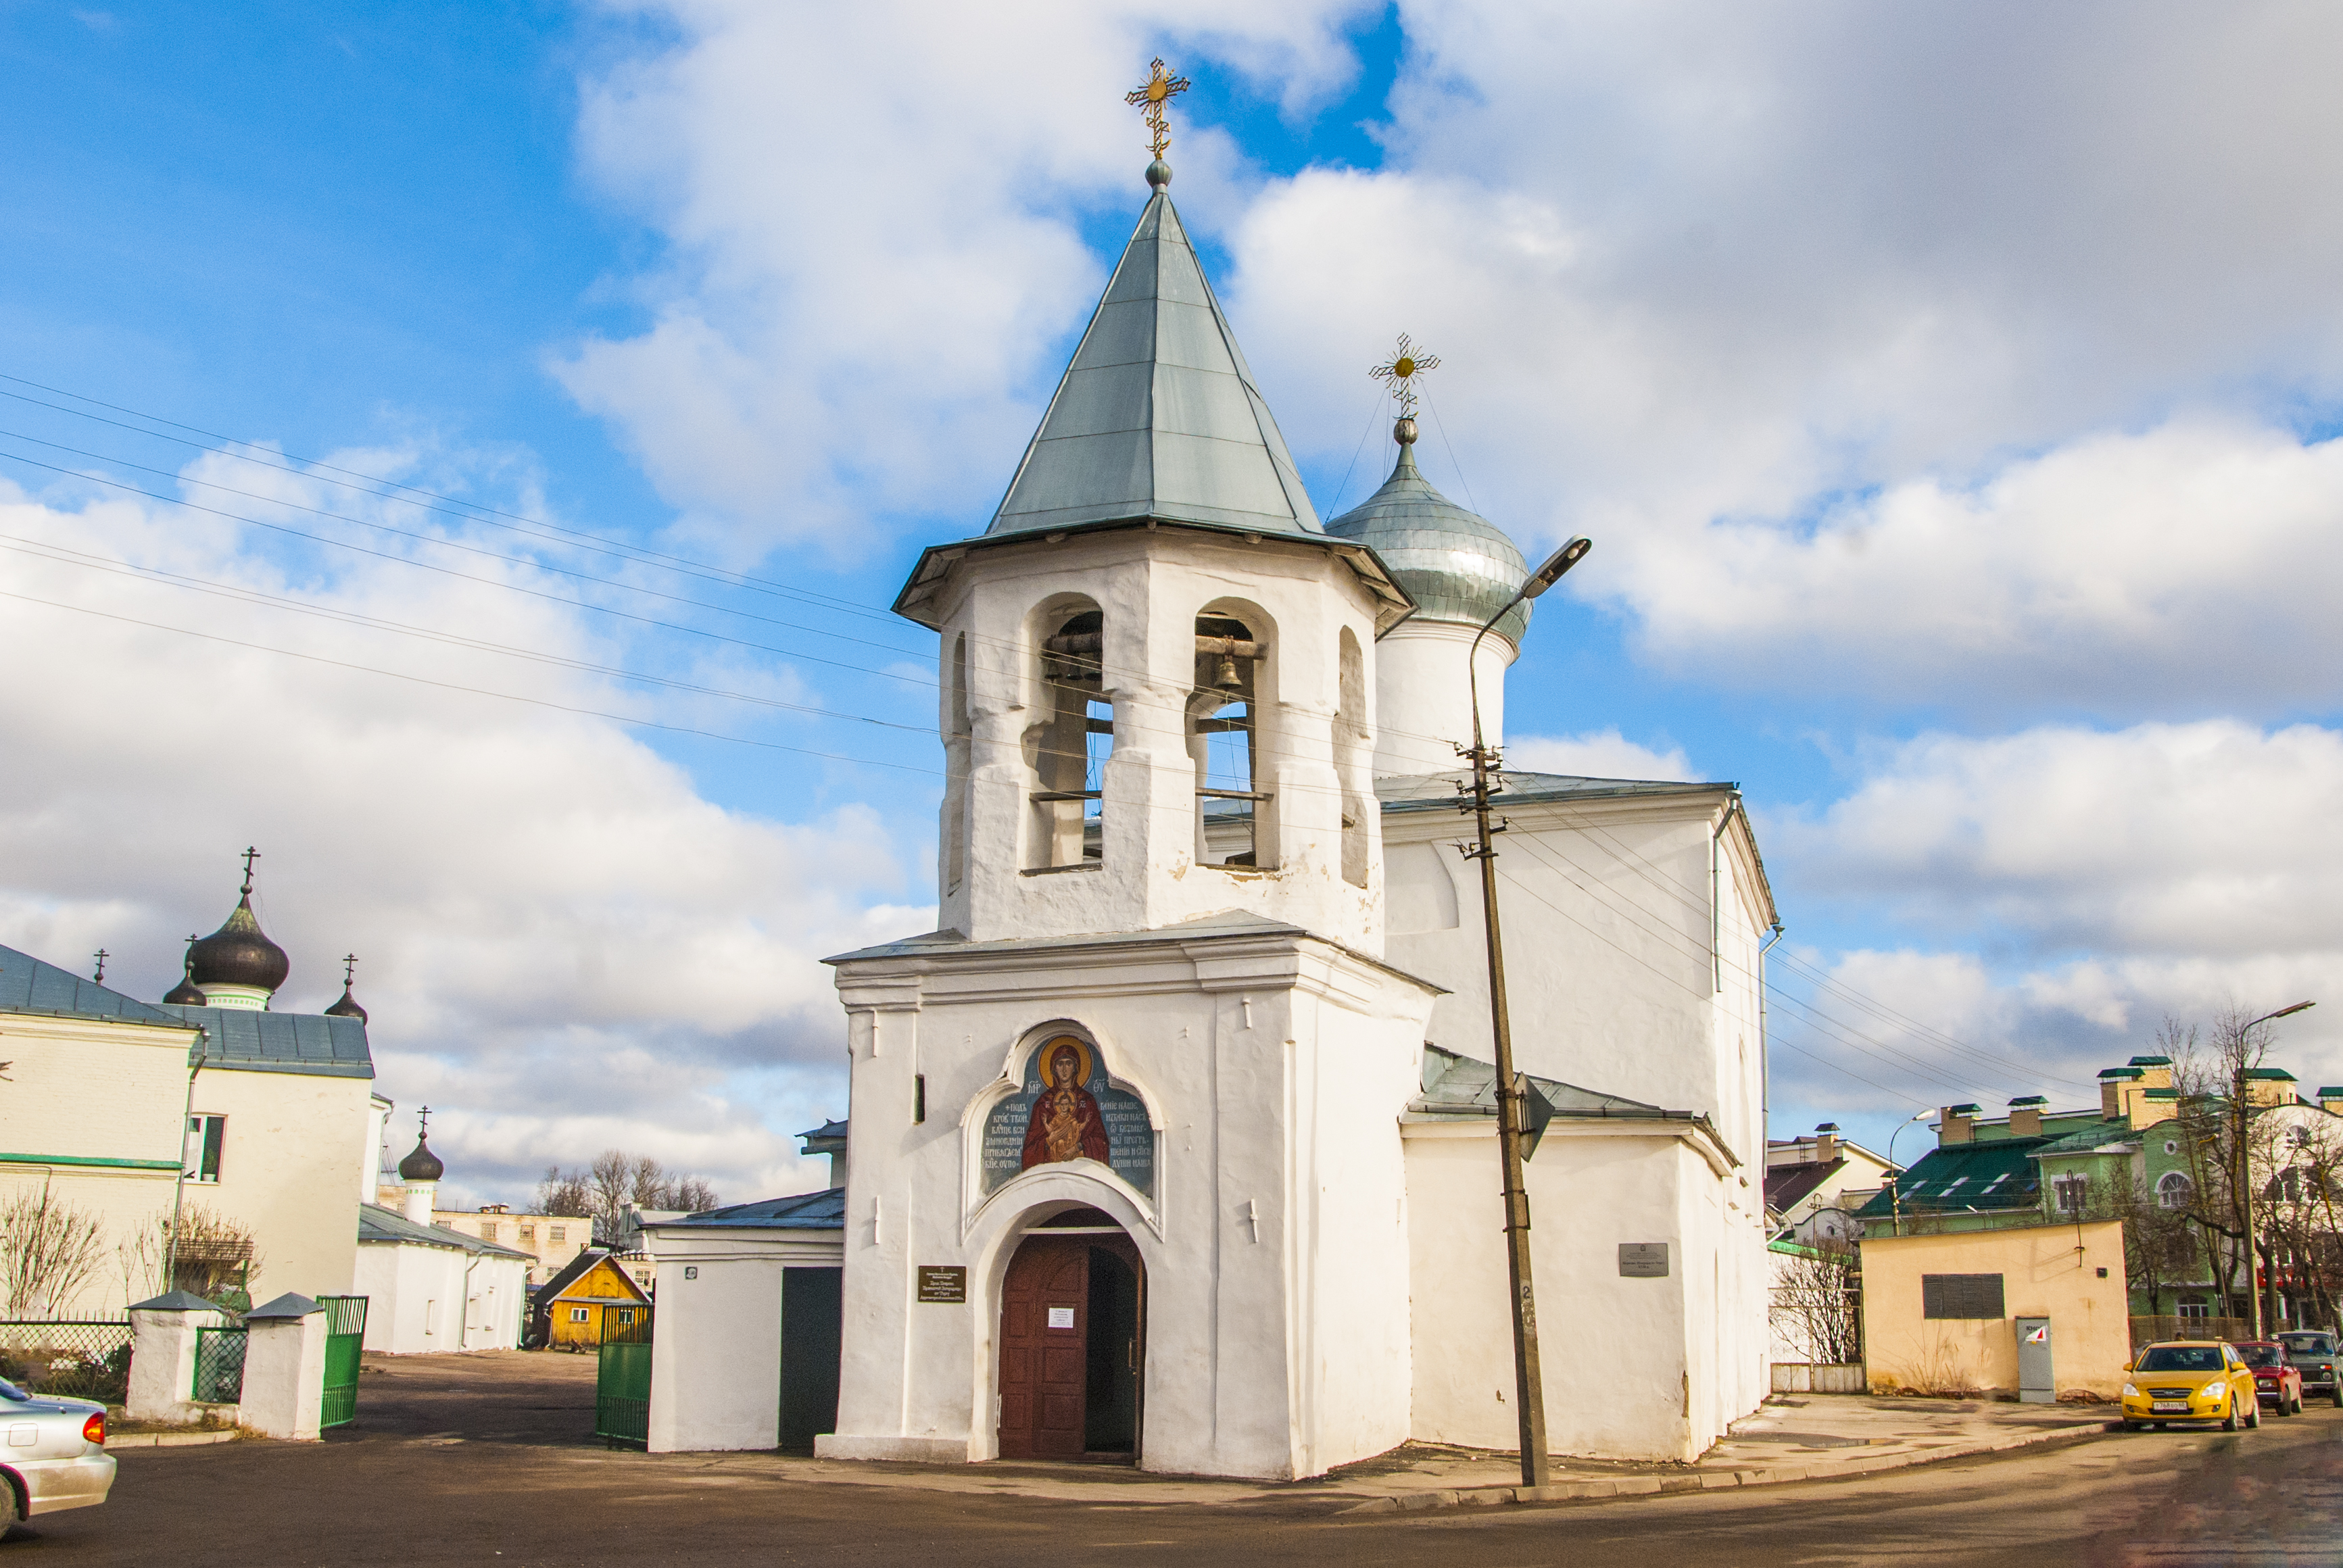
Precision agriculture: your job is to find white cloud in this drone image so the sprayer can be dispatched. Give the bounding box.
[1507,727,1693,782]
[558,0,1374,556]
[1760,719,2343,1117]
[0,467,922,1208]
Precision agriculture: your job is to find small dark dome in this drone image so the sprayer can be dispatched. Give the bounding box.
[397,1134,444,1183]
[188,895,290,994]
[162,973,206,1006]
[324,985,368,1023]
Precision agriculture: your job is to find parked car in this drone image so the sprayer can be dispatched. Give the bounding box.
[2235,1341,2304,1415]
[2276,1331,2342,1408]
[0,1377,113,1527]
[2119,1342,2262,1431]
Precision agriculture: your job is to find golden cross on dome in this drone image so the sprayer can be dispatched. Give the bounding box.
[1126,57,1191,161]
[1370,334,1442,419]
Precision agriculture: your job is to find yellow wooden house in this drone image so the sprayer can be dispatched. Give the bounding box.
[531,1249,652,1349]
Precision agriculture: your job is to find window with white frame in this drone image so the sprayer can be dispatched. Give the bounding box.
[2052,1174,2088,1214]
[184,1114,226,1183]
[2156,1171,2192,1209]
[569,1306,589,1323]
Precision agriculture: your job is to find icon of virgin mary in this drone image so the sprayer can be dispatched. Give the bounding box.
[1020,1039,1111,1170]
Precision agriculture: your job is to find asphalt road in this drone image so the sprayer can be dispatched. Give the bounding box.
[14,1354,2341,1566]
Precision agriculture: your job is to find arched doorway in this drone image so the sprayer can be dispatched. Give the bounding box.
[997,1208,1144,1461]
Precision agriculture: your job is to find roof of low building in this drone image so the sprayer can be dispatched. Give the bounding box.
[2026,1119,2142,1160]
[1407,1044,1739,1167]
[657,1187,846,1231]
[0,944,192,1028]
[357,1203,533,1260]
[157,1002,374,1079]
[533,1248,652,1306]
[1374,770,1733,815]
[1765,1158,1847,1217]
[1853,1137,2048,1219]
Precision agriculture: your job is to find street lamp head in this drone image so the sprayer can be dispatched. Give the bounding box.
[2271,1001,2315,1019]
[1519,537,1592,601]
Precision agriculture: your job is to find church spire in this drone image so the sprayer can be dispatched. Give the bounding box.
[982,62,1320,543]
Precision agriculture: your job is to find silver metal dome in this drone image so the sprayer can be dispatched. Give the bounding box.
[1326,435,1530,643]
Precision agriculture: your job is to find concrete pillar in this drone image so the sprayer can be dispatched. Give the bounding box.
[241,1293,328,1442]
[126,1291,228,1425]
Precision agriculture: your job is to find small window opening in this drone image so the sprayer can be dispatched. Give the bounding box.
[1337,627,1368,888]
[184,1114,226,1184]
[1192,614,1265,866]
[1031,609,1107,869]
[2052,1174,2087,1214]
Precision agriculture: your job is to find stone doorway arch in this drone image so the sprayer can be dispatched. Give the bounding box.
[996,1208,1144,1461]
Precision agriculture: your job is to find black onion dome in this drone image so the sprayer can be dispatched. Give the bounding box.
[324,985,368,1023]
[162,973,206,1006]
[187,895,290,994]
[397,1134,444,1183]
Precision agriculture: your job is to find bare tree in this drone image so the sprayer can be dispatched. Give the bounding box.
[535,1150,720,1241]
[165,1206,260,1308]
[1770,1243,1862,1365]
[0,1189,107,1317]
[114,1212,167,1313]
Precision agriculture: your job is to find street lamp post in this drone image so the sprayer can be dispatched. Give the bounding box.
[1885,1108,1934,1238]
[2235,1000,2314,1338]
[1460,533,1590,1492]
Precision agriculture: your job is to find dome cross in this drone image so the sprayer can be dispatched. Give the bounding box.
[1370,335,1442,422]
[1126,57,1190,162]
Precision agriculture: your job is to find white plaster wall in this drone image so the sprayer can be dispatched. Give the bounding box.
[642,1226,842,1453]
[1369,620,1515,778]
[821,929,1434,1479]
[929,531,1388,956]
[192,1067,372,1302]
[1406,1123,1723,1461]
[355,1242,521,1354]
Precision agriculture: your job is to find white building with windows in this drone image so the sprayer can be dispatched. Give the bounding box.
[353,1125,531,1352]
[657,149,1777,1475]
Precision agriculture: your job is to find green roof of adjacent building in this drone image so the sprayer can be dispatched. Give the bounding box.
[1854,1138,2045,1219]
[2244,1067,2297,1080]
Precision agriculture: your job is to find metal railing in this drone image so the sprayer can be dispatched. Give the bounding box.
[193,1325,247,1404]
[0,1321,132,1405]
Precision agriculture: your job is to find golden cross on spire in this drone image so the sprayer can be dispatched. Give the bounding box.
[1126,57,1191,162]
[1370,334,1442,419]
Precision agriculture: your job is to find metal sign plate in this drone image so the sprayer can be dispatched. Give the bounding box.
[916,1266,967,1303]
[1618,1243,1670,1278]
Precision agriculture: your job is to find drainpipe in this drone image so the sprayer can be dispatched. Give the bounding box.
[164,1027,209,1296]
[1759,923,1786,1146]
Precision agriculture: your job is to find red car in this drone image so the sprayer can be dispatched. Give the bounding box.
[2237,1341,2305,1415]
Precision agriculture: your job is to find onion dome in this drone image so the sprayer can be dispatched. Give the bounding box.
[1326,423,1532,643]
[162,935,206,1006]
[397,1133,444,1183]
[189,892,290,995]
[323,955,367,1023]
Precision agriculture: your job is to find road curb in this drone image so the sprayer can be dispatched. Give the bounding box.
[108,1429,239,1449]
[1334,1421,2114,1514]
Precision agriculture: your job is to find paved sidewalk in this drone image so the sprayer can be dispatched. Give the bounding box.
[646,1393,2111,1513]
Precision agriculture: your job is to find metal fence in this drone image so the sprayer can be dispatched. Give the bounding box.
[594,1305,652,1448]
[193,1325,247,1404]
[0,1321,132,1405]
[316,1295,368,1430]
[2130,1315,2254,1350]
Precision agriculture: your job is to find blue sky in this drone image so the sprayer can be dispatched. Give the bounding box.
[4,1,2340,1196]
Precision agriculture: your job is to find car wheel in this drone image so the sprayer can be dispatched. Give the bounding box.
[2121,1420,2142,1431]
[2278,1393,2294,1417]
[2333,1386,2342,1408]
[2246,1394,2261,1429]
[2223,1395,2241,1432]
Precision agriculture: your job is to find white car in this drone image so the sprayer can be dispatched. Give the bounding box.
[0,1379,113,1527]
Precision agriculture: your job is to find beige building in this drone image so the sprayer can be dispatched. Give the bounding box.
[427,1206,591,1288]
[0,873,379,1314]
[1860,1219,2130,1399]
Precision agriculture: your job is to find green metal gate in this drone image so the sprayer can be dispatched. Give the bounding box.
[594,1305,652,1448]
[316,1295,368,1429]
[192,1325,246,1404]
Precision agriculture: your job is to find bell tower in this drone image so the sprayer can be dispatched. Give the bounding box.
[893,162,1414,954]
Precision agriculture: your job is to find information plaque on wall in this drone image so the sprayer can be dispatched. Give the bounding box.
[916,1266,967,1302]
[1618,1243,1670,1279]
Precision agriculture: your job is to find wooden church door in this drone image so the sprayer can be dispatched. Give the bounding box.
[998,1236,1089,1459]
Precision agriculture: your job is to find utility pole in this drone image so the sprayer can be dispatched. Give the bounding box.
[1460,531,1589,1491]
[2234,1001,2313,1337]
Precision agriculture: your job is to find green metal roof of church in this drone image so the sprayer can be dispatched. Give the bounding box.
[1327,441,1532,639]
[986,183,1320,541]
[0,944,189,1027]
[158,1002,374,1079]
[357,1203,533,1259]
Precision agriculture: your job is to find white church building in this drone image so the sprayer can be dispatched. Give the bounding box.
[652,147,1778,1478]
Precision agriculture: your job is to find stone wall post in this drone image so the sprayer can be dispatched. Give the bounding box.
[126,1291,228,1425]
[240,1293,329,1441]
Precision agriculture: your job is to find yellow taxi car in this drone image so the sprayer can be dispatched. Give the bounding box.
[2121,1341,2263,1431]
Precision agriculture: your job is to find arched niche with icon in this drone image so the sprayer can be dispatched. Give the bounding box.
[979,1033,1155,1199]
